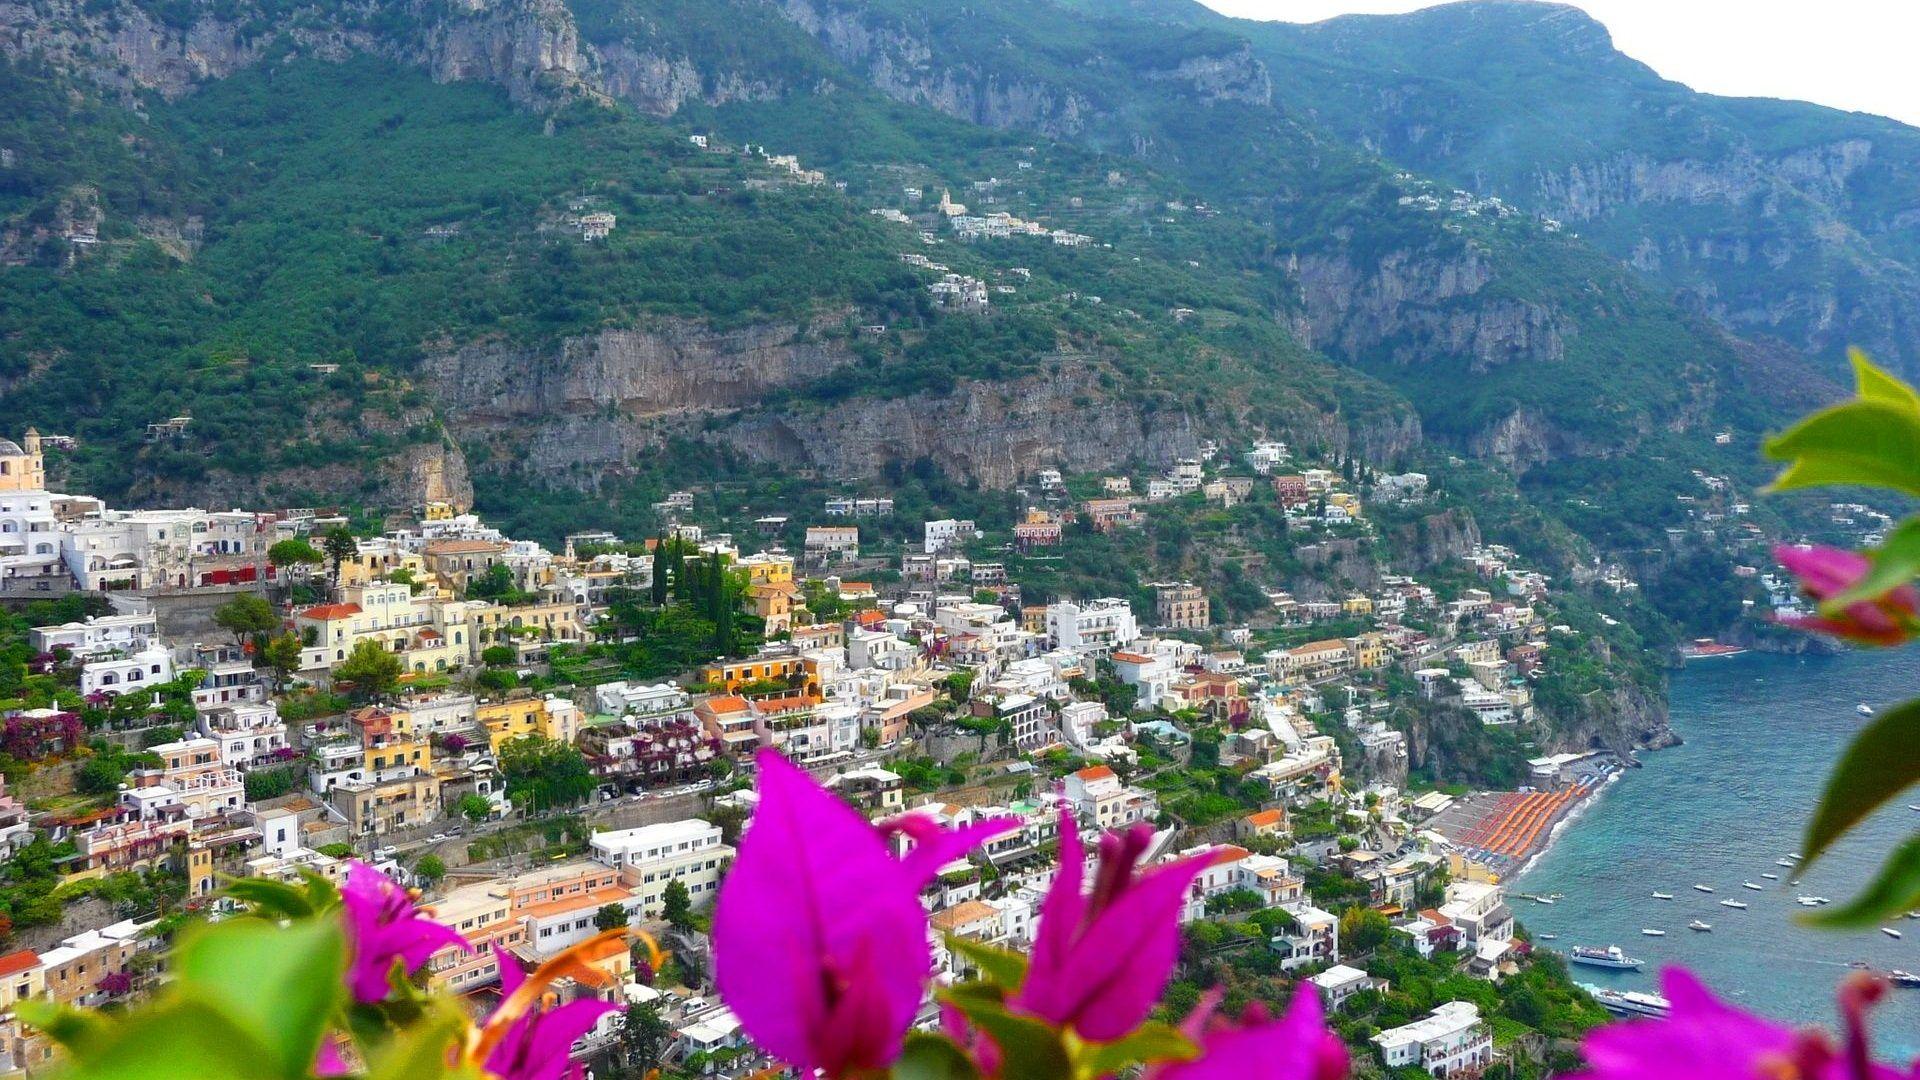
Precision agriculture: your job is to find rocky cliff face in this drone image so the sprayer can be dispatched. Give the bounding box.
[422,320,1229,491]
[1540,677,1674,754]
[1291,247,1566,373]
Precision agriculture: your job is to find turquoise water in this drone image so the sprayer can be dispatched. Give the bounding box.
[1514,648,1920,1055]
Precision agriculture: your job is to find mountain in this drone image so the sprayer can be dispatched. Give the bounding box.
[0,0,1885,561]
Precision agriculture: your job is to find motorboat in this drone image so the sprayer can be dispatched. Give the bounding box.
[1797,896,1832,906]
[1742,882,1764,891]
[1761,873,1779,880]
[1583,986,1672,1019]
[1641,928,1667,937]
[1890,970,1920,988]
[1688,920,1712,932]
[1859,703,1876,716]
[1776,858,1797,867]
[1883,927,1904,939]
[1693,884,1716,893]
[1570,945,1644,970]
[1720,899,1749,909]
[1652,891,1674,900]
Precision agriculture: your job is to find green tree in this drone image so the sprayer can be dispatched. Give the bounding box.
[76,755,127,796]
[649,536,669,607]
[480,644,516,667]
[616,1001,672,1079]
[335,639,402,700]
[457,793,493,821]
[212,593,278,649]
[592,903,629,932]
[267,538,325,575]
[262,632,303,691]
[321,527,359,594]
[498,735,596,811]
[660,879,694,932]
[415,855,446,883]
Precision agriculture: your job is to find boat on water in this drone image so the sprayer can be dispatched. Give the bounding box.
[1742,882,1764,891]
[1689,920,1712,932]
[1720,899,1749,909]
[1859,703,1876,716]
[1693,884,1716,893]
[1797,896,1832,906]
[1533,895,1557,905]
[1582,985,1672,1019]
[1570,945,1645,970]
[1641,928,1667,937]
[1776,858,1797,867]
[1891,971,1920,988]
[1761,873,1779,880]
[1538,933,1559,940]
[1681,639,1749,661]
[1652,891,1674,900]
[1883,927,1903,939]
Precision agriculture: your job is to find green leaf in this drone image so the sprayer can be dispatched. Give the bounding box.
[1848,349,1920,411]
[1765,399,1920,498]
[15,1000,111,1057]
[173,914,347,1076]
[51,997,282,1080]
[891,1032,985,1080]
[362,998,478,1080]
[1078,1020,1199,1076]
[947,935,1030,989]
[221,876,322,918]
[1823,518,1920,611]
[1801,699,1920,871]
[938,990,1071,1078]
[1803,834,1920,929]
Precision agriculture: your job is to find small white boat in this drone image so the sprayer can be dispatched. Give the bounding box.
[1652,891,1674,900]
[1539,933,1559,940]
[1742,882,1764,891]
[1689,920,1712,932]
[1789,853,1803,860]
[1859,703,1876,716]
[1796,895,1832,906]
[1693,884,1716,893]
[1720,899,1749,909]
[1761,873,1779,880]
[1883,927,1904,939]
[1908,805,1920,812]
[1534,896,1557,905]
[1776,858,1797,867]
[1641,928,1667,937]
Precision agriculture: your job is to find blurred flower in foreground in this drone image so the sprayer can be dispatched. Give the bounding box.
[1574,968,1916,1080]
[339,861,468,1004]
[1774,544,1920,646]
[713,750,1014,1078]
[1150,985,1348,1080]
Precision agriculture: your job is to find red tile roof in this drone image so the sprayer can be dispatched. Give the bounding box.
[299,603,363,620]
[0,950,40,977]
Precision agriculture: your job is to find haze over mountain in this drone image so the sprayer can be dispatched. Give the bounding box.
[1,0,1907,565]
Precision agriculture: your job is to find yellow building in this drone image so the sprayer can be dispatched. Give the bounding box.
[476,694,582,752]
[465,601,584,649]
[749,581,798,637]
[0,429,46,493]
[737,552,795,586]
[1326,491,1363,519]
[698,652,816,693]
[294,583,471,675]
[1345,631,1389,670]
[1341,595,1375,616]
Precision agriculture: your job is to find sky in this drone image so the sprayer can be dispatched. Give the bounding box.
[1195,0,1920,127]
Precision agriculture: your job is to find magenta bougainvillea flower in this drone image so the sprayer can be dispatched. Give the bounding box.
[1150,986,1348,1080]
[479,945,622,1080]
[713,750,1015,1078]
[339,861,469,1004]
[1774,544,1920,646]
[1575,968,1917,1080]
[1012,809,1213,1041]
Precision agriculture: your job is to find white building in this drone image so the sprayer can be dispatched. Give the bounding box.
[1062,765,1157,831]
[80,641,173,697]
[1371,1001,1493,1077]
[1045,598,1139,656]
[923,519,977,554]
[29,612,157,659]
[1308,964,1383,1011]
[590,820,733,918]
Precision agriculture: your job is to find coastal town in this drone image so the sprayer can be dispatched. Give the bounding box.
[0,423,1663,1077]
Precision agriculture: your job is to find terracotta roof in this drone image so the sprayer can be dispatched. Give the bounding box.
[1073,765,1116,782]
[1111,651,1153,664]
[517,887,632,921]
[0,950,40,977]
[1244,808,1286,827]
[299,603,363,620]
[928,900,999,933]
[1210,845,1252,863]
[425,540,508,555]
[700,695,750,715]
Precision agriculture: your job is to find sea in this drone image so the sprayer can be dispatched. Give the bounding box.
[1513,647,1920,1056]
